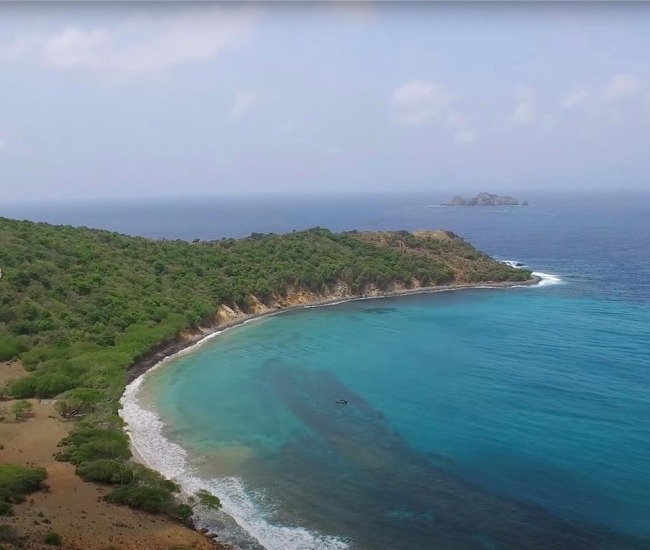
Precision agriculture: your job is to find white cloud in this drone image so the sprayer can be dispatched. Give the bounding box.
[2,6,259,82]
[560,74,643,112]
[229,91,264,121]
[560,88,592,109]
[453,129,477,144]
[391,80,452,126]
[600,73,642,104]
[511,87,535,126]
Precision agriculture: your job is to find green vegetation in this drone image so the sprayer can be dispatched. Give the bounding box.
[53,387,103,419]
[10,400,32,420]
[0,464,47,515]
[194,488,221,510]
[0,217,531,522]
[43,531,62,546]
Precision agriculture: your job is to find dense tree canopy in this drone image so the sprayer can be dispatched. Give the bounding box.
[0,218,529,401]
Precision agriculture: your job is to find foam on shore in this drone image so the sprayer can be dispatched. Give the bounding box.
[531,271,563,286]
[120,329,350,550]
[501,260,563,287]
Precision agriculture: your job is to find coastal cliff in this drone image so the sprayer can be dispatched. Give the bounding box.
[446,192,528,206]
[0,218,536,548]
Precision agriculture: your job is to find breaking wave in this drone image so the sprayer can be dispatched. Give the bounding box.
[120,336,350,550]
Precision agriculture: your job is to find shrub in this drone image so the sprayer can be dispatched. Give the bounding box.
[76,460,130,485]
[54,388,103,419]
[44,531,62,546]
[0,335,29,361]
[56,428,131,464]
[34,374,75,399]
[0,465,47,516]
[11,400,33,420]
[195,489,221,510]
[104,485,174,514]
[8,377,37,399]
[172,503,194,523]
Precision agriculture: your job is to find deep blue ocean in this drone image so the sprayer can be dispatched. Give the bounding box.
[5,193,650,549]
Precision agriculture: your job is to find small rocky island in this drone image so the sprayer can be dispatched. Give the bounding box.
[446,192,528,207]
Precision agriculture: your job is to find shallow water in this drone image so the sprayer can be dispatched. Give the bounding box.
[126,275,650,549]
[96,193,650,549]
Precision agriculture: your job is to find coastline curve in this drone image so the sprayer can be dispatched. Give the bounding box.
[120,275,549,549]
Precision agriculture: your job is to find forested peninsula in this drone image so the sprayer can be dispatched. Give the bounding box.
[0,218,534,548]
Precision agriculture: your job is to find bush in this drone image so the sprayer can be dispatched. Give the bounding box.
[11,400,33,420]
[76,460,131,485]
[104,485,174,514]
[44,531,62,546]
[0,335,29,361]
[8,377,37,399]
[195,489,221,510]
[54,388,103,419]
[172,503,194,523]
[34,374,75,399]
[56,428,131,464]
[0,464,47,515]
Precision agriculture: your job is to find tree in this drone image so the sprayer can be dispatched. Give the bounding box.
[54,388,103,419]
[11,400,33,420]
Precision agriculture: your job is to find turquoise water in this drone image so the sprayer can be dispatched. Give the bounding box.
[110,194,650,549]
[132,282,650,550]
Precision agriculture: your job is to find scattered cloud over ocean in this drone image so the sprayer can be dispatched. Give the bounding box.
[1,6,259,83]
[391,80,452,126]
[391,80,477,143]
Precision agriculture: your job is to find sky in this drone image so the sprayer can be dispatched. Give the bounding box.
[1,2,649,202]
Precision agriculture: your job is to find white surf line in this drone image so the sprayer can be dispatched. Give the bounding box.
[500,260,564,287]
[120,318,350,550]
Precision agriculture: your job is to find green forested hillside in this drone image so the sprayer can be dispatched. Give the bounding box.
[0,218,529,400]
[0,217,530,519]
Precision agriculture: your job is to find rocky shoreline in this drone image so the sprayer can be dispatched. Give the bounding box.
[126,276,540,384]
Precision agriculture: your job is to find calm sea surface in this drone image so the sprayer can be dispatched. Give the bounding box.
[6,193,650,549]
